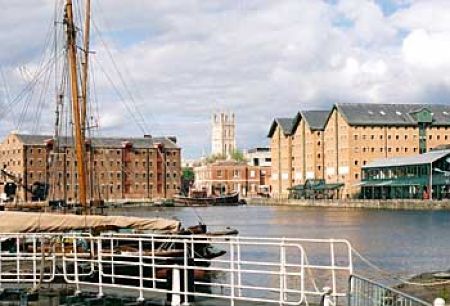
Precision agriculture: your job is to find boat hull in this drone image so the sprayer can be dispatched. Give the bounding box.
[173,192,242,206]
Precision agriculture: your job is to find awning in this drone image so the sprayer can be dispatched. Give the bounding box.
[360,180,393,187]
[313,183,344,190]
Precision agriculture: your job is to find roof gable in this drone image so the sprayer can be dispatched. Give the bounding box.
[267,118,295,138]
[300,110,330,131]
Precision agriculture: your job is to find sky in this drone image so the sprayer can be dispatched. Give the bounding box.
[1,0,450,158]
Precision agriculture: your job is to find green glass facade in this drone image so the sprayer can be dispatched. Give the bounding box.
[361,153,450,200]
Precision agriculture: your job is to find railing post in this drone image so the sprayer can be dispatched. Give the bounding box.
[321,287,334,306]
[71,236,81,295]
[171,265,182,306]
[137,238,144,302]
[434,298,446,306]
[97,238,104,298]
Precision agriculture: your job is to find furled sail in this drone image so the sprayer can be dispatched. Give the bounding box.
[0,212,181,233]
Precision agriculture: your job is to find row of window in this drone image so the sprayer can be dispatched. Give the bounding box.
[353,134,449,141]
[354,147,418,154]
[49,183,180,191]
[1,149,22,155]
[28,171,179,180]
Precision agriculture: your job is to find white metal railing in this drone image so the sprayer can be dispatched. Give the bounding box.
[348,275,432,306]
[0,232,353,305]
[0,233,57,285]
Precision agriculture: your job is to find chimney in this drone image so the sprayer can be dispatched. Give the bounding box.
[143,134,152,139]
[168,136,177,144]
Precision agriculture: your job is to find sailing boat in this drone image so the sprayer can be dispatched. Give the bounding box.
[0,3,239,290]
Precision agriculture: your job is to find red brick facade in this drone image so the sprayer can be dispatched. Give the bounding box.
[0,133,181,202]
[194,161,271,197]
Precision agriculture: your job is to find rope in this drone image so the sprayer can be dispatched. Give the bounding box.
[351,246,450,287]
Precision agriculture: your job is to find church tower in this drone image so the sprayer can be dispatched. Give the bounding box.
[211,112,236,157]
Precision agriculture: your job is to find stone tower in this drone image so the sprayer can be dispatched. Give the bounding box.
[211,112,236,157]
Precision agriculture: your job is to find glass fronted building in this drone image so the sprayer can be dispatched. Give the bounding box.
[361,150,450,200]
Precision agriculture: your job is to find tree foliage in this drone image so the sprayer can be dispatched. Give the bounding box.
[230,149,247,162]
[204,149,247,164]
[182,167,195,181]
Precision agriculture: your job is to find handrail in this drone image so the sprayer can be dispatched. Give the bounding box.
[348,274,432,306]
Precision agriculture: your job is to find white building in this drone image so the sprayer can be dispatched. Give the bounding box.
[244,147,271,167]
[211,112,236,157]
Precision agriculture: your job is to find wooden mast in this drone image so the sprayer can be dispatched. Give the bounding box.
[81,0,93,202]
[65,0,88,211]
[81,0,90,136]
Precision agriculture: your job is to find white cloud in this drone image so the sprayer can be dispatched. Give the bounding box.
[1,0,450,157]
[402,29,450,69]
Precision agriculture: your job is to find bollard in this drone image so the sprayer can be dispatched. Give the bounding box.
[166,258,194,306]
[321,287,334,306]
[434,298,446,306]
[171,266,182,306]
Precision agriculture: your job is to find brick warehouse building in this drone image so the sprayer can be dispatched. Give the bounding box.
[194,160,271,197]
[0,132,181,202]
[269,103,450,199]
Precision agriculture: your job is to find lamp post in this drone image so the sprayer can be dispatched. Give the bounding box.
[429,162,432,201]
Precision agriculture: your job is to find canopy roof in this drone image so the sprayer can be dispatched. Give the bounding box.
[363,150,450,169]
[290,181,344,191]
[0,212,181,233]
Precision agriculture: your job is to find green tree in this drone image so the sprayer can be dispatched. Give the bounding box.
[182,167,195,181]
[230,149,247,163]
[205,153,226,164]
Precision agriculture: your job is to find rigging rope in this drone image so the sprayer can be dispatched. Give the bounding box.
[351,246,450,287]
[91,14,150,134]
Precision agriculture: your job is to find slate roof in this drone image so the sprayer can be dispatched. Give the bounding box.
[300,110,330,130]
[267,118,295,137]
[13,134,179,149]
[335,103,450,126]
[362,150,450,169]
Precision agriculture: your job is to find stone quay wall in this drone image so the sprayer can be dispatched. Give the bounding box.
[246,197,450,210]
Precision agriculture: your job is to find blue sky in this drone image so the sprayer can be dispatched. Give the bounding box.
[1,0,450,158]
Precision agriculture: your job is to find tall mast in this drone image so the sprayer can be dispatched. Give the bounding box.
[81,0,91,136]
[65,0,88,211]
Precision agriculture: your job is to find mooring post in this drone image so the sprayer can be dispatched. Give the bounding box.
[166,257,194,306]
[171,265,182,306]
[434,298,446,306]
